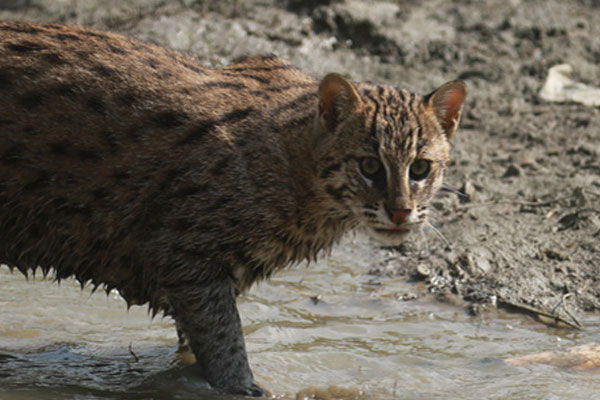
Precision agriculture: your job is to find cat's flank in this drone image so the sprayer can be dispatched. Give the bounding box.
[0,21,466,396]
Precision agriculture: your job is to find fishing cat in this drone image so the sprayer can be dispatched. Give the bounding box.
[0,21,466,396]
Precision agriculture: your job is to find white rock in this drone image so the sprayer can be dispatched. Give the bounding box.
[539,64,600,107]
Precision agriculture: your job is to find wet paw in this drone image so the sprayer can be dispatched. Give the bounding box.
[232,382,266,397]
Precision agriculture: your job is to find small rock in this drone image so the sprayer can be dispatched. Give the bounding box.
[558,212,582,231]
[473,246,494,274]
[514,151,537,168]
[396,292,418,301]
[416,264,430,278]
[443,250,459,266]
[577,143,598,156]
[503,164,522,178]
[543,248,568,261]
[473,253,492,274]
[573,187,588,207]
[460,247,493,275]
[462,180,476,202]
[310,294,322,304]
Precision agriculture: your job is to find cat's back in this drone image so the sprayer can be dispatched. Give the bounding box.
[0,20,317,198]
[0,20,315,131]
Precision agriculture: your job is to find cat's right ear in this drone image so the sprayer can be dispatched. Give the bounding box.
[425,80,467,140]
[318,73,362,133]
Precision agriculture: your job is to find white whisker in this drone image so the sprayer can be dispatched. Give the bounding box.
[441,184,467,198]
[424,221,451,249]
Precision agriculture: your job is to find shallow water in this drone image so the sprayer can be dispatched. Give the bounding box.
[1,235,598,400]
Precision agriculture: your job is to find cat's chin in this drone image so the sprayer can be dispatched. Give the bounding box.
[364,226,413,246]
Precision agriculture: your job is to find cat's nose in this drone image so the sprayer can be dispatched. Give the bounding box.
[386,208,411,225]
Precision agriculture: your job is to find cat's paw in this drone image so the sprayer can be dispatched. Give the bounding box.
[229,382,266,397]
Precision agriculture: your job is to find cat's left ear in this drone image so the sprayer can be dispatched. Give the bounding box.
[425,80,467,139]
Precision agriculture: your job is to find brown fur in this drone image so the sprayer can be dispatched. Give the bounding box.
[0,21,466,396]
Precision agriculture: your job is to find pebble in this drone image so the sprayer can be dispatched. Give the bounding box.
[462,180,476,202]
[416,264,430,277]
[461,247,493,275]
[503,164,522,178]
[396,292,418,301]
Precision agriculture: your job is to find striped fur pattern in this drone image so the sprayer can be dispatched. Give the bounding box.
[0,21,466,396]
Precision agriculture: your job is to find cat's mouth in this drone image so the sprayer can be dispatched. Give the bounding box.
[374,222,421,233]
[366,223,420,245]
[374,226,412,238]
[376,226,409,232]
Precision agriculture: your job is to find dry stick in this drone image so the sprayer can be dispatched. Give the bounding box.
[577,208,600,214]
[457,196,572,210]
[459,187,600,211]
[583,188,600,198]
[498,300,583,330]
[554,293,583,329]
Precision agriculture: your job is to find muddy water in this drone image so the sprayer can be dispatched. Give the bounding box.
[1,236,598,400]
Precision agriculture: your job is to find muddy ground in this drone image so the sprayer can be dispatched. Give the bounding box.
[1,0,598,325]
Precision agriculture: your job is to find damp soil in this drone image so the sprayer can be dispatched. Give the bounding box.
[0,0,599,398]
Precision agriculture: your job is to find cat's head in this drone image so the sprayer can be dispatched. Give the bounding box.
[315,73,466,246]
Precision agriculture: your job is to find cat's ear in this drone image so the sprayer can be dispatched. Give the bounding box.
[425,80,467,139]
[318,73,362,133]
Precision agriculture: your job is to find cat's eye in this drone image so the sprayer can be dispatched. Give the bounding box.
[360,157,382,178]
[409,159,431,180]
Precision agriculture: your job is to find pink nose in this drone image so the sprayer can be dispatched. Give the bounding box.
[387,208,411,224]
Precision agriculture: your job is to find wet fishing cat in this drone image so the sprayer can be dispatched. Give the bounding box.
[0,21,466,396]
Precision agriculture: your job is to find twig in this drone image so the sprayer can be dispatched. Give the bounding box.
[498,299,583,330]
[583,188,600,198]
[128,343,139,362]
[553,293,583,329]
[457,196,571,210]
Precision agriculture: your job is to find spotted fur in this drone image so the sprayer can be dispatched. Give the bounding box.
[0,21,466,396]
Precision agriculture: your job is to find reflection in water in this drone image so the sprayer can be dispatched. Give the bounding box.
[1,235,599,399]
